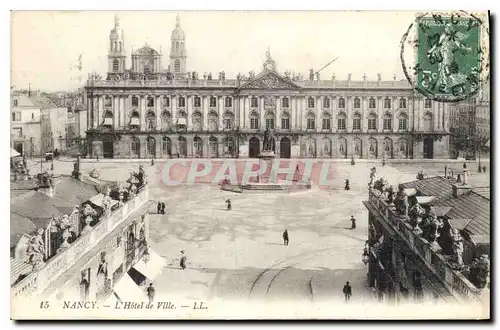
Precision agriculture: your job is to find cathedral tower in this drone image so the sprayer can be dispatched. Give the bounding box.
[108,15,126,74]
[169,14,187,76]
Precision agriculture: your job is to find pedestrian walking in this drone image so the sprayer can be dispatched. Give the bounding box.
[151,158,154,166]
[283,229,289,246]
[161,202,166,215]
[146,283,155,303]
[226,199,232,211]
[350,215,356,230]
[483,165,487,173]
[344,179,350,190]
[343,281,352,302]
[157,202,161,214]
[96,153,99,162]
[180,250,187,270]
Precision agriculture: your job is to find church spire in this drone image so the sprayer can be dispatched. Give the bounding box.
[114,14,120,28]
[176,14,180,27]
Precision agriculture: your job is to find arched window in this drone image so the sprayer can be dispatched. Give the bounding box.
[383,112,392,130]
[131,137,141,157]
[337,112,347,130]
[161,111,171,131]
[265,112,275,129]
[250,111,259,129]
[423,112,433,131]
[424,99,432,108]
[398,113,408,131]
[178,96,186,108]
[209,136,218,157]
[223,137,234,157]
[251,97,259,108]
[132,96,139,107]
[162,96,170,108]
[308,97,315,108]
[130,111,140,129]
[147,96,154,107]
[322,113,331,130]
[368,113,377,130]
[353,97,361,109]
[174,60,181,73]
[369,97,376,108]
[146,112,156,131]
[353,112,361,130]
[208,112,218,131]
[384,97,391,109]
[112,59,119,72]
[338,97,346,109]
[281,112,290,129]
[282,97,289,108]
[399,98,407,108]
[193,96,201,108]
[193,137,203,157]
[162,136,171,156]
[192,112,202,131]
[225,97,232,108]
[146,137,156,157]
[223,112,234,130]
[306,113,316,130]
[323,97,330,109]
[210,96,217,108]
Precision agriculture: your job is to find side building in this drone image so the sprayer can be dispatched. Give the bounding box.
[363,174,490,304]
[84,15,451,160]
[10,166,161,312]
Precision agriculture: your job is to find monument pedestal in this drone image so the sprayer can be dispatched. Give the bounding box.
[258,151,276,183]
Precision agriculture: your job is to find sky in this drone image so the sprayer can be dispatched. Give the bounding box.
[11,11,420,92]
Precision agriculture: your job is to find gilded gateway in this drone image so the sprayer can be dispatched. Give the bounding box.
[84,15,450,159]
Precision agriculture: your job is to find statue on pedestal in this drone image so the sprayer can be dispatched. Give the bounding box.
[409,202,425,233]
[262,127,274,152]
[452,229,464,268]
[368,167,377,188]
[26,229,45,271]
[421,208,443,249]
[394,184,408,216]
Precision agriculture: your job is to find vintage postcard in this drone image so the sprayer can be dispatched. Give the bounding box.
[10,10,491,320]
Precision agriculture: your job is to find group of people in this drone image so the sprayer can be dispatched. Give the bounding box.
[156,201,166,215]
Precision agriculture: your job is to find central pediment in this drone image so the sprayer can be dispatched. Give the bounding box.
[239,70,301,90]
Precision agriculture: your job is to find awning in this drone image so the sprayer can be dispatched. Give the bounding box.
[416,196,436,205]
[113,273,146,302]
[11,148,21,158]
[104,117,113,126]
[130,117,140,126]
[177,118,187,126]
[132,249,165,282]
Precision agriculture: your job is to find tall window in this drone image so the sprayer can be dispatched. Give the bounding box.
[423,112,433,131]
[424,99,432,108]
[281,114,290,129]
[250,113,259,129]
[162,96,170,108]
[251,97,259,108]
[225,97,232,108]
[147,97,154,107]
[146,112,156,130]
[113,59,119,72]
[266,118,275,129]
[132,96,139,107]
[369,97,376,108]
[353,113,361,130]
[224,117,233,130]
[398,114,408,131]
[282,97,289,108]
[210,96,217,108]
[323,97,330,109]
[368,114,377,130]
[208,113,218,131]
[11,112,15,121]
[178,96,186,107]
[383,113,392,130]
[338,113,346,130]
[399,98,407,108]
[338,97,346,109]
[307,116,315,130]
[353,97,361,109]
[322,115,331,130]
[194,96,201,108]
[308,97,315,108]
[384,97,391,109]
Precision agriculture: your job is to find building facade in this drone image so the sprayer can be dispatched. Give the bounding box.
[85,15,450,160]
[363,175,490,304]
[11,171,156,308]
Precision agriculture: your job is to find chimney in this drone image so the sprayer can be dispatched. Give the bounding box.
[452,183,472,198]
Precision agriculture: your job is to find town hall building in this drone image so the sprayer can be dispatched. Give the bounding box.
[84,15,450,159]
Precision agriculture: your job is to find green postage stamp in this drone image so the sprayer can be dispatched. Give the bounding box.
[401,12,489,102]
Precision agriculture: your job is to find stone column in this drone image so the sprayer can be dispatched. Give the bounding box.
[244,96,250,129]
[362,96,368,132]
[332,96,338,131]
[187,95,193,130]
[98,95,104,126]
[156,95,161,130]
[378,96,383,133]
[171,95,177,127]
[202,96,208,131]
[291,96,296,129]
[218,95,224,131]
[140,95,146,131]
[236,95,241,128]
[316,96,321,132]
[260,96,265,130]
[114,95,119,130]
[275,95,280,129]
[393,96,398,133]
[434,101,439,130]
[301,97,307,130]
